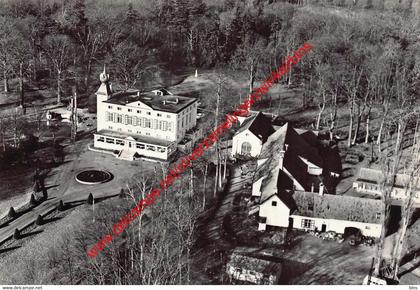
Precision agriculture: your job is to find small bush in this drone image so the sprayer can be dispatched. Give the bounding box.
[58,200,65,211]
[13,229,20,239]
[30,194,37,206]
[87,193,94,205]
[42,188,48,200]
[8,207,16,219]
[36,215,43,226]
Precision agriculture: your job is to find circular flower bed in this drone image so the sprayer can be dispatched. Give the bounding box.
[75,170,113,185]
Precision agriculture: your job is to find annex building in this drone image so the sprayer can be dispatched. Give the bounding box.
[93,68,198,161]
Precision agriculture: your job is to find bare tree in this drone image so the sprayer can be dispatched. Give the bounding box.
[42,34,74,104]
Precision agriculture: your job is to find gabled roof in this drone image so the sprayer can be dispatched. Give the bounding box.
[256,123,323,201]
[236,112,275,142]
[356,167,413,189]
[228,251,282,275]
[292,191,382,224]
[260,123,323,168]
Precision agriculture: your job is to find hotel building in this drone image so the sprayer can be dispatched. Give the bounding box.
[93,68,198,160]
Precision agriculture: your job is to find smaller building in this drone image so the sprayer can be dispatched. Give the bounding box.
[231,112,275,157]
[226,251,282,285]
[353,167,420,201]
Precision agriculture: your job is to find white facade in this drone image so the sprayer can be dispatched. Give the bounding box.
[289,215,382,238]
[257,193,382,238]
[231,130,263,157]
[258,195,291,231]
[94,69,197,161]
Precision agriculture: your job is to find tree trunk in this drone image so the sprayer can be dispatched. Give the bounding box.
[316,102,325,130]
[347,111,353,148]
[57,70,62,104]
[352,113,361,145]
[84,59,92,90]
[249,63,254,93]
[365,112,371,143]
[203,163,208,209]
[19,62,24,109]
[3,68,8,93]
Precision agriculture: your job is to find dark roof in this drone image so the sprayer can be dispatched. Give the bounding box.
[292,191,382,224]
[228,251,282,275]
[236,112,275,142]
[256,123,324,201]
[105,90,197,113]
[260,123,323,167]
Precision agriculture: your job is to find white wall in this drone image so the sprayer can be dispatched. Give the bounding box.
[231,130,262,157]
[290,215,382,238]
[98,99,197,143]
[259,195,290,228]
[94,134,169,160]
[252,177,265,197]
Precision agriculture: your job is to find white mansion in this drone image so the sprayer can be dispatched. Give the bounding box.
[93,68,198,160]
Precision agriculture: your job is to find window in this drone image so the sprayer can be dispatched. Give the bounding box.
[271,201,277,206]
[146,145,156,151]
[106,138,114,144]
[108,126,113,130]
[107,112,114,122]
[146,112,151,115]
[117,114,122,123]
[127,115,133,125]
[301,219,314,229]
[136,143,145,149]
[241,142,252,155]
[97,137,105,142]
[117,128,122,131]
[137,110,141,114]
[168,122,173,132]
[376,212,381,219]
[145,118,151,128]
[115,140,124,145]
[157,113,162,117]
[128,129,132,133]
[128,109,132,112]
[167,114,171,118]
[146,132,150,136]
[117,107,122,111]
[157,147,166,153]
[108,105,113,109]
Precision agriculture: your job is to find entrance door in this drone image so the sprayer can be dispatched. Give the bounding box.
[321,224,327,232]
[128,142,132,148]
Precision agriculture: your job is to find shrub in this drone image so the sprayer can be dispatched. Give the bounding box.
[36,215,43,226]
[13,229,20,239]
[8,207,16,219]
[29,194,37,206]
[42,188,48,200]
[58,200,65,211]
[87,193,94,205]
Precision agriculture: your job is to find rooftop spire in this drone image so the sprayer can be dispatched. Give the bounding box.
[100,64,109,83]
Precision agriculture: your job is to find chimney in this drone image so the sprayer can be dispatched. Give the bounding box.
[319,183,324,196]
[109,83,113,93]
[279,151,285,170]
[311,183,314,193]
[284,144,289,151]
[137,91,140,96]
